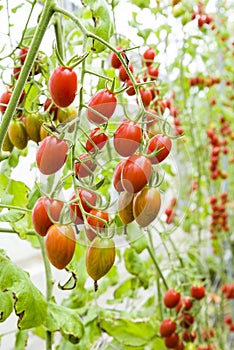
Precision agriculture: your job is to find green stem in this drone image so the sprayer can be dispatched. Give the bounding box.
[0,204,31,212]
[0,228,35,235]
[53,13,65,60]
[0,0,56,160]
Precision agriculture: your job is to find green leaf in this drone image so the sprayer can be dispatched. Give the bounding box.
[0,290,14,322]
[24,83,41,112]
[127,222,148,253]
[74,309,100,350]
[113,277,138,299]
[131,0,150,9]
[12,3,24,13]
[124,248,149,288]
[11,212,32,238]
[0,210,24,223]
[0,250,47,329]
[15,330,29,350]
[44,302,84,344]
[0,174,29,208]
[27,185,41,210]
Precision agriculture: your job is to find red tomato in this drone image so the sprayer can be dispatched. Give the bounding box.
[146,134,172,164]
[19,47,29,65]
[114,120,142,157]
[126,79,136,96]
[179,313,194,329]
[139,88,152,107]
[118,63,134,82]
[0,91,12,114]
[164,333,179,348]
[147,65,159,80]
[87,89,117,124]
[110,46,123,69]
[133,187,161,227]
[36,135,68,175]
[121,154,152,193]
[176,296,193,312]
[113,160,126,192]
[32,197,64,236]
[85,128,108,152]
[160,318,177,337]
[190,284,206,300]
[164,289,181,308]
[49,66,77,108]
[143,48,156,67]
[85,209,109,241]
[44,97,58,120]
[70,189,97,225]
[74,153,97,178]
[45,224,76,269]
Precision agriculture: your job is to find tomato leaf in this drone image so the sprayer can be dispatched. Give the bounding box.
[0,250,47,329]
[131,0,150,9]
[0,209,24,222]
[0,290,14,322]
[126,222,148,253]
[0,174,29,208]
[15,330,29,350]
[123,248,149,288]
[113,277,138,299]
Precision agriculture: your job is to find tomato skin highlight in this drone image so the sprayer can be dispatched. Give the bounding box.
[146,133,172,164]
[36,135,68,175]
[133,187,161,227]
[85,209,109,241]
[45,224,76,269]
[49,66,77,108]
[114,120,142,157]
[121,154,152,193]
[87,89,117,124]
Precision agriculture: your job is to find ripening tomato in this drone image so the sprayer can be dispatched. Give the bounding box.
[40,125,50,141]
[2,132,14,152]
[160,318,177,337]
[147,65,159,80]
[0,91,12,114]
[85,128,108,153]
[190,284,206,300]
[25,113,42,143]
[139,88,152,107]
[57,105,77,124]
[87,89,117,124]
[36,135,68,175]
[70,189,98,225]
[118,63,134,82]
[143,48,156,67]
[113,160,126,192]
[74,153,97,178]
[164,333,179,348]
[32,196,64,236]
[110,46,123,69]
[184,342,196,350]
[114,120,142,157]
[164,289,181,308]
[146,134,172,164]
[133,187,161,227]
[44,97,58,120]
[86,236,115,281]
[49,66,77,108]
[85,209,109,241]
[45,224,76,269]
[118,191,134,225]
[121,154,152,193]
[8,119,28,150]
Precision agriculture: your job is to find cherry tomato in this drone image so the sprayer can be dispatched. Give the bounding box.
[57,105,77,124]
[85,209,109,241]
[176,296,193,312]
[19,47,29,65]
[159,318,177,337]
[8,119,28,150]
[126,79,136,96]
[173,341,185,350]
[25,113,42,143]
[0,91,12,114]
[87,89,117,124]
[164,333,179,348]
[179,313,194,328]
[118,191,134,225]
[32,196,64,236]
[45,224,76,269]
[146,133,172,164]
[70,189,97,225]
[36,135,68,175]
[13,66,21,80]
[133,187,161,227]
[147,65,159,80]
[113,160,126,192]
[44,97,58,120]
[163,289,181,308]
[184,342,196,350]
[2,132,14,152]
[139,88,152,107]
[85,128,108,153]
[182,330,196,343]
[118,63,134,82]
[110,46,123,69]
[121,154,152,193]
[190,284,206,300]
[143,48,156,67]
[49,66,77,108]
[114,120,142,157]
[74,153,97,178]
[145,109,161,137]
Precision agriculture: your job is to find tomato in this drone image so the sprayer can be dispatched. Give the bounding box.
[190,284,206,300]
[182,331,196,343]
[159,318,177,337]
[145,109,161,137]
[44,97,58,120]
[110,46,123,69]
[118,191,134,225]
[40,125,50,141]
[74,153,97,178]
[163,289,181,308]
[126,79,136,96]
[114,120,142,157]
[146,134,172,164]
[174,342,185,350]
[70,188,97,225]
[118,63,134,82]
[133,187,161,227]
[13,66,21,80]
[57,105,77,124]
[49,66,77,108]
[147,65,159,80]
[45,224,76,269]
[184,342,196,350]
[176,296,193,312]
[32,196,64,236]
[2,132,14,152]
[8,119,28,150]
[164,333,179,348]
[0,91,12,114]
[139,88,152,107]
[86,236,115,281]
[179,313,194,329]
[121,154,152,193]
[36,135,68,175]
[85,127,108,153]
[113,160,126,192]
[19,47,29,65]
[87,89,117,124]
[143,48,156,67]
[25,113,42,143]
[85,209,109,241]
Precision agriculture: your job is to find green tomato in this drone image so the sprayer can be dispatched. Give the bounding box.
[184,343,196,350]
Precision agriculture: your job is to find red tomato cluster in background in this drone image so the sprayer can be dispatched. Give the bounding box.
[165,197,177,225]
[209,193,229,238]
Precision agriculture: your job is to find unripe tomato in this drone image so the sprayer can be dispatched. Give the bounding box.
[45,224,76,269]
[114,120,142,157]
[2,132,14,152]
[0,91,12,114]
[49,66,77,108]
[85,128,108,153]
[25,113,42,143]
[113,160,126,192]
[118,191,134,225]
[146,134,172,164]
[8,119,28,150]
[44,97,58,120]
[85,209,109,241]
[86,236,115,281]
[143,48,156,67]
[87,89,117,124]
[74,153,97,178]
[70,189,98,225]
[36,135,68,175]
[133,187,161,227]
[121,154,152,193]
[39,125,50,141]
[57,105,77,124]
[32,197,64,236]
[184,343,196,350]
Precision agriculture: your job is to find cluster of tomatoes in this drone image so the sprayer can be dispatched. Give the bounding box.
[164,198,177,225]
[192,1,215,29]
[189,76,220,88]
[209,193,229,238]
[222,284,234,333]
[160,285,212,349]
